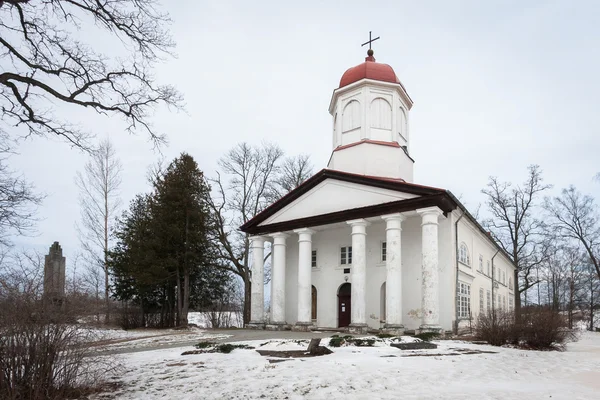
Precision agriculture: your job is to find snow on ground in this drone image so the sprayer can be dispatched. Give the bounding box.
[90,331,600,400]
[88,327,231,352]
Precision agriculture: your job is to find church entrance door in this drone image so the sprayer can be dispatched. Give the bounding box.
[338,283,351,328]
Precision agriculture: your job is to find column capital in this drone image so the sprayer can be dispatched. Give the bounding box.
[294,228,315,242]
[346,218,370,227]
[417,207,443,226]
[269,232,289,244]
[381,213,406,222]
[293,228,315,235]
[250,235,267,248]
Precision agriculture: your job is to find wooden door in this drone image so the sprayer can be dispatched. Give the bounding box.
[338,283,351,328]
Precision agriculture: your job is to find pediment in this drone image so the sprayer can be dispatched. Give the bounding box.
[259,179,419,226]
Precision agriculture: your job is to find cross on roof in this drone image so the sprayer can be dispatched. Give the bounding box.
[361,31,380,50]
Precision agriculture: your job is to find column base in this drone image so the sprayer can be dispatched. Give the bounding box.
[292,321,314,332]
[382,324,405,336]
[246,321,265,330]
[417,324,443,334]
[348,323,369,334]
[265,322,290,331]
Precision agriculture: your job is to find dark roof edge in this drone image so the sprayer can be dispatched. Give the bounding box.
[243,193,456,236]
[240,169,445,232]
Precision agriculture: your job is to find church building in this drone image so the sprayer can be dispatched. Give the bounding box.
[240,47,515,334]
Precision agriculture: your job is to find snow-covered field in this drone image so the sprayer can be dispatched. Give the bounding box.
[90,331,600,399]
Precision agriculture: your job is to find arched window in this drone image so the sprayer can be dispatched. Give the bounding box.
[380,282,386,322]
[370,98,392,130]
[342,100,361,132]
[311,285,317,320]
[459,243,470,266]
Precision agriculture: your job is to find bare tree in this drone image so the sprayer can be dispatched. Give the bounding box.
[0,0,182,148]
[544,186,600,282]
[75,139,122,323]
[0,133,42,245]
[269,154,314,201]
[208,142,313,324]
[482,165,552,315]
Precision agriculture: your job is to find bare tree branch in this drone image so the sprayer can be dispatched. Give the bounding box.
[0,0,182,148]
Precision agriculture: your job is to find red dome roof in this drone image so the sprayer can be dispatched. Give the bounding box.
[339,55,400,88]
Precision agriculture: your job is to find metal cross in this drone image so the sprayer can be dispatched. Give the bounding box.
[361,31,380,50]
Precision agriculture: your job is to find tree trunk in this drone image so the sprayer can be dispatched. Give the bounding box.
[244,276,251,325]
[181,269,190,327]
[104,175,110,325]
[176,268,182,326]
[514,269,521,317]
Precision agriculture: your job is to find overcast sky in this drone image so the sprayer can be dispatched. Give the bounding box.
[9,0,600,264]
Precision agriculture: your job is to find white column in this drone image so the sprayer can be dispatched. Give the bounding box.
[417,207,443,331]
[381,213,405,329]
[269,232,288,325]
[249,236,266,325]
[347,219,369,331]
[294,228,315,328]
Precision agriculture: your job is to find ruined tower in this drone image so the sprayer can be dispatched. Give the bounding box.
[43,241,66,301]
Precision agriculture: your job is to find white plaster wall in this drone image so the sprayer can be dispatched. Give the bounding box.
[451,211,516,328]
[328,143,414,182]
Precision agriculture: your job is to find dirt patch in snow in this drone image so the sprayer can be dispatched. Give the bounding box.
[256,349,331,358]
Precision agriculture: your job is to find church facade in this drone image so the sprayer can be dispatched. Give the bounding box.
[241,50,515,334]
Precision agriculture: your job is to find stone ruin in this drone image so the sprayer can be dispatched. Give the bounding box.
[43,241,66,303]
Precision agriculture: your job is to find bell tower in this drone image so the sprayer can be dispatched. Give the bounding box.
[327,47,414,182]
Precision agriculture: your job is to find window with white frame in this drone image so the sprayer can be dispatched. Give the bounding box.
[311,250,317,268]
[381,242,387,262]
[497,294,501,309]
[486,290,491,313]
[502,270,506,285]
[459,243,470,266]
[487,260,491,276]
[479,255,483,272]
[479,287,484,314]
[509,276,513,290]
[503,295,507,310]
[340,246,352,265]
[458,282,471,319]
[509,296,514,309]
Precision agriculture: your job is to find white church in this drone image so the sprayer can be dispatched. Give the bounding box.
[241,47,515,334]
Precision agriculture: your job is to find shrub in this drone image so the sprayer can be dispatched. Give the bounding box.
[195,341,217,349]
[474,310,516,346]
[214,344,253,353]
[519,308,575,351]
[475,308,575,350]
[377,333,394,338]
[0,300,114,399]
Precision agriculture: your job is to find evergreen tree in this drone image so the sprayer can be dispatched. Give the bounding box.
[109,154,230,327]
